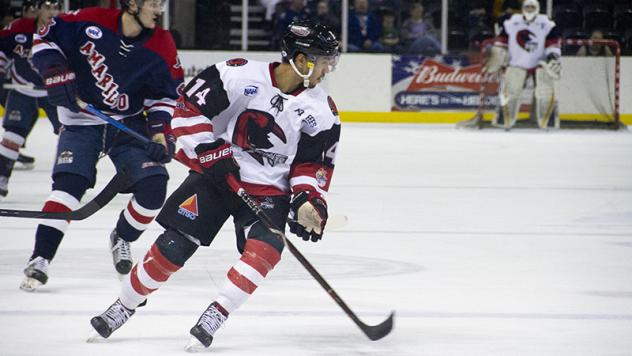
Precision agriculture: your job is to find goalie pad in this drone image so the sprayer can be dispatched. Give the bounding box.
[535,66,559,129]
[484,46,507,73]
[494,66,526,129]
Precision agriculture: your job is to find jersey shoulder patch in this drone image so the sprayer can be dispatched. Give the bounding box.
[226,58,248,67]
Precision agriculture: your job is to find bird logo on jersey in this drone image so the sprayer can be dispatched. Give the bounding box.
[232,109,288,166]
[516,29,538,52]
[177,194,198,220]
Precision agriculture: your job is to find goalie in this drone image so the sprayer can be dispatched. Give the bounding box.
[485,0,561,129]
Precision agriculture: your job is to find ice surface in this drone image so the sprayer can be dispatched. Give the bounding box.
[1,120,631,356]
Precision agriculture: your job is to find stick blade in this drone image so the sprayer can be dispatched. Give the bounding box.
[361,311,395,341]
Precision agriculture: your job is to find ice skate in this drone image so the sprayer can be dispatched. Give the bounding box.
[90,299,135,339]
[19,256,49,292]
[110,229,132,275]
[14,153,35,171]
[0,176,8,200]
[185,303,227,352]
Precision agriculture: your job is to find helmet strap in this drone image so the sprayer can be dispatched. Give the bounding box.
[289,58,314,88]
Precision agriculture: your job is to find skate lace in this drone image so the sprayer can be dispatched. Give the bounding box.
[197,306,227,336]
[28,257,49,273]
[112,238,132,262]
[104,301,133,329]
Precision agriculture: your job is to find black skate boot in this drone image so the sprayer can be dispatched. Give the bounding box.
[185,302,228,351]
[15,153,35,171]
[90,299,135,338]
[0,176,7,200]
[110,229,132,275]
[20,256,50,292]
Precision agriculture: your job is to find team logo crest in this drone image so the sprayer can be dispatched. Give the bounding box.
[226,58,248,67]
[327,96,338,116]
[315,168,328,187]
[57,150,73,165]
[85,26,103,39]
[516,29,537,52]
[232,109,288,166]
[15,34,27,43]
[178,194,198,220]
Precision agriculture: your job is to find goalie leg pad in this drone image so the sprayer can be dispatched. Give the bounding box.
[494,66,526,129]
[535,67,557,128]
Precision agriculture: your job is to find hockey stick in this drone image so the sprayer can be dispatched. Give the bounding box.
[83,104,394,341]
[226,174,394,341]
[0,171,130,220]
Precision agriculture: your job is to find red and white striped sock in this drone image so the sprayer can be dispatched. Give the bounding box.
[39,190,81,232]
[0,132,25,161]
[119,243,181,309]
[121,196,160,232]
[215,239,282,314]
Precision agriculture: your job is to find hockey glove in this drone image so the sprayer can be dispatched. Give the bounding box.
[42,65,81,113]
[543,53,561,80]
[195,139,240,189]
[288,190,328,242]
[145,120,175,163]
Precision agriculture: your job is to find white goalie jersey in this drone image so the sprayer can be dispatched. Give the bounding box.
[495,13,561,70]
[171,59,341,197]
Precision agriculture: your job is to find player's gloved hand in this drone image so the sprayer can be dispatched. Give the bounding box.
[194,139,240,189]
[42,65,81,113]
[542,53,561,80]
[288,190,328,242]
[145,120,175,163]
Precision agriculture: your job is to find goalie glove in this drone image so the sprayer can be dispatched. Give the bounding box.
[288,190,328,242]
[540,53,561,80]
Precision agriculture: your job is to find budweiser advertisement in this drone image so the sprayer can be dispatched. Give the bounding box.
[392,55,500,111]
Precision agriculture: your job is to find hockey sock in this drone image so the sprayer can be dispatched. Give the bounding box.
[119,229,197,309]
[0,131,25,177]
[215,239,281,314]
[116,175,167,242]
[32,174,89,260]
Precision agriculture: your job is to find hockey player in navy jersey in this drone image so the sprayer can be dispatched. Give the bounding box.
[19,0,184,292]
[0,0,61,199]
[90,20,341,351]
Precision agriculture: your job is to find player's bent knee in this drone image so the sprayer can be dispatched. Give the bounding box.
[155,228,199,266]
[246,221,284,255]
[131,175,168,210]
[51,173,91,201]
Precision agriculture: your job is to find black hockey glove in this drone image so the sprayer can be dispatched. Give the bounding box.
[42,65,81,113]
[288,190,328,242]
[145,120,175,163]
[195,139,240,189]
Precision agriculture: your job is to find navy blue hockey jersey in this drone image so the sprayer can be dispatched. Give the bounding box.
[0,17,47,97]
[32,7,184,125]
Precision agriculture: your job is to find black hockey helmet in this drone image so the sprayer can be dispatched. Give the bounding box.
[120,0,165,10]
[281,20,340,62]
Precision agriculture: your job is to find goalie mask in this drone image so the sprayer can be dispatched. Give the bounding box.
[522,0,540,22]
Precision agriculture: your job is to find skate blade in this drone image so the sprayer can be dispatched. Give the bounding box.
[19,277,42,292]
[86,330,105,343]
[184,337,206,353]
[14,163,35,171]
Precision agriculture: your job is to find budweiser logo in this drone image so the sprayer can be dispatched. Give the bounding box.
[407,59,499,92]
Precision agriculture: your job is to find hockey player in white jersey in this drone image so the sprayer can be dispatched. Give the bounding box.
[89,20,341,351]
[484,0,562,129]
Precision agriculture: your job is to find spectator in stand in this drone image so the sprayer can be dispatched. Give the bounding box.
[348,0,383,52]
[401,3,440,55]
[495,0,520,35]
[271,0,308,49]
[379,9,402,53]
[260,0,283,23]
[311,0,340,35]
[576,29,614,56]
[468,0,490,32]
[370,0,400,11]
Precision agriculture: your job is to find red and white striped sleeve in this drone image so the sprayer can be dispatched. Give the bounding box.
[171,98,215,170]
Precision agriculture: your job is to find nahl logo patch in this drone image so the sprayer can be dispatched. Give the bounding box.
[178,194,198,220]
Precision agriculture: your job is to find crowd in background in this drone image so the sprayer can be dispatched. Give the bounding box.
[1,0,631,55]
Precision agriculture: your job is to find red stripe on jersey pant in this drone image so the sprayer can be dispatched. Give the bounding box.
[227,267,258,294]
[126,200,155,225]
[239,239,281,277]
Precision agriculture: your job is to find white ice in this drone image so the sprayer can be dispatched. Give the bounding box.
[1,120,631,356]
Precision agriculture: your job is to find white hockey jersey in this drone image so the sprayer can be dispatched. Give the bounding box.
[495,13,561,70]
[171,59,341,197]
